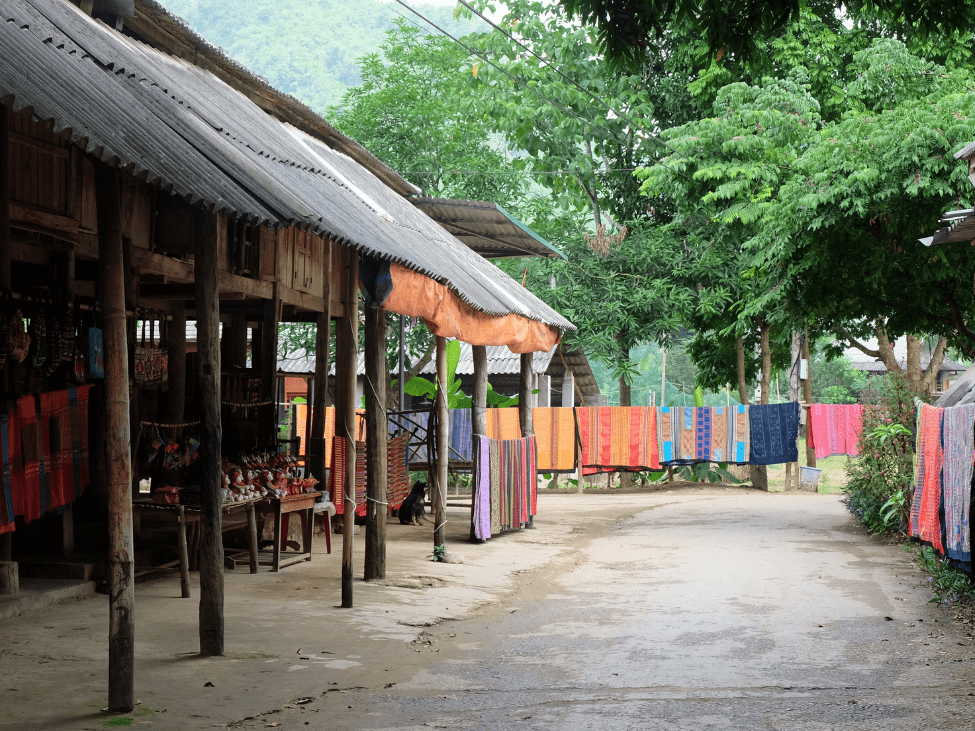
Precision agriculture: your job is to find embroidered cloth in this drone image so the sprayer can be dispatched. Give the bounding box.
[748,402,800,466]
[942,404,975,562]
[910,402,944,554]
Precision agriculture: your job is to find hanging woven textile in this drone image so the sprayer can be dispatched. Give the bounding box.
[910,402,945,554]
[533,407,576,472]
[747,402,800,466]
[472,434,537,541]
[942,403,975,563]
[386,432,410,512]
[328,436,367,517]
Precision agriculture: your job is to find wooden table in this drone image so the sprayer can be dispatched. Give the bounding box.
[264,493,317,571]
[132,499,261,597]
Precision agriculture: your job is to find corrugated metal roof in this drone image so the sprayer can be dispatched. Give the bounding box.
[418,343,556,376]
[1,0,574,334]
[410,198,566,260]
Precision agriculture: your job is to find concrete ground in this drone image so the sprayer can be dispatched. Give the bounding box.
[1,486,974,730]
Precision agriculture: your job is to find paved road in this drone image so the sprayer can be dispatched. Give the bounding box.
[330,491,975,730]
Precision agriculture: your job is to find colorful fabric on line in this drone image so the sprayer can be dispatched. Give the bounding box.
[533,407,577,472]
[942,404,975,563]
[727,404,750,464]
[0,400,13,532]
[658,406,677,464]
[327,436,367,517]
[748,402,800,466]
[386,432,410,511]
[577,407,660,472]
[473,436,492,539]
[6,399,23,521]
[485,408,521,440]
[472,435,537,540]
[17,395,43,522]
[808,404,864,460]
[910,402,944,554]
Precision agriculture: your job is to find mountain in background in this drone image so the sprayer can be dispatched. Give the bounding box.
[158,0,477,114]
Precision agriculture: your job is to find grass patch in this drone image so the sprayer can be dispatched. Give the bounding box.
[101,718,133,728]
[913,545,975,605]
[765,438,850,493]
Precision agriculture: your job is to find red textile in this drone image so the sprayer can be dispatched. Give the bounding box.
[17,395,41,522]
[577,407,660,474]
[910,403,944,554]
[808,404,864,460]
[7,400,23,520]
[0,521,13,535]
[328,436,367,517]
[74,385,92,495]
[386,432,410,511]
[41,391,72,510]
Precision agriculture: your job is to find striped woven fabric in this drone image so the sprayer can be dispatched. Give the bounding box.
[70,385,92,498]
[41,390,72,510]
[473,434,537,540]
[727,404,750,464]
[328,436,367,517]
[386,432,410,511]
[577,407,660,472]
[942,404,975,562]
[485,408,521,440]
[909,402,944,554]
[533,407,577,472]
[18,395,43,522]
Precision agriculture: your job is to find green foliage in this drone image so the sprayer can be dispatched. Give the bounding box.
[844,373,918,534]
[810,346,868,404]
[400,339,517,409]
[914,546,975,605]
[673,462,743,484]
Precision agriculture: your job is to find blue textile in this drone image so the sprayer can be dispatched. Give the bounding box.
[748,402,800,466]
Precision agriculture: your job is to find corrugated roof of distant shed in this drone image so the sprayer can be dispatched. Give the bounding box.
[0,0,573,332]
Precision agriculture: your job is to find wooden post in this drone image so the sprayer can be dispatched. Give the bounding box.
[519,352,534,438]
[469,344,487,541]
[433,336,448,548]
[802,329,816,468]
[96,162,135,712]
[335,248,358,608]
[0,561,17,595]
[0,108,10,563]
[195,212,223,656]
[364,306,387,580]
[166,303,186,424]
[123,237,140,504]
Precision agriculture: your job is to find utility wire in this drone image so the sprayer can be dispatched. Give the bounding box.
[390,0,689,182]
[453,0,688,161]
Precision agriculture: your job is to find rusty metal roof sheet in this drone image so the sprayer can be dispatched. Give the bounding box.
[0,0,574,334]
[410,198,566,260]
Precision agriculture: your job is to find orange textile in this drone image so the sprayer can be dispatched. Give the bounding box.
[381,263,561,354]
[533,407,576,472]
[309,408,365,469]
[485,408,521,440]
[577,407,660,473]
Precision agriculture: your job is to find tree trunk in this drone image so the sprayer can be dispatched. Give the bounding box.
[97,163,135,711]
[750,322,770,492]
[920,337,947,395]
[905,334,922,392]
[736,335,748,404]
[802,328,815,468]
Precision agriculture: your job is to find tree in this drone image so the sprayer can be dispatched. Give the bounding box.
[555,0,975,68]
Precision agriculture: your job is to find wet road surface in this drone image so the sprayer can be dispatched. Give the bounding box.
[327,492,975,730]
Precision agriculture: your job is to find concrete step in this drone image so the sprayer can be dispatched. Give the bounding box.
[0,577,97,621]
[16,556,98,581]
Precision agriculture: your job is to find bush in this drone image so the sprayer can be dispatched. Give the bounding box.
[844,372,920,534]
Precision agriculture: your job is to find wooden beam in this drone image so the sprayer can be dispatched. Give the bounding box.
[434,336,448,548]
[96,162,134,713]
[469,345,487,542]
[195,212,224,657]
[9,203,79,239]
[519,352,534,437]
[335,247,359,608]
[364,306,387,581]
[0,108,10,565]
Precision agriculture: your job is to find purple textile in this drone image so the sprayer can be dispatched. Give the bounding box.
[474,435,492,540]
[942,404,975,563]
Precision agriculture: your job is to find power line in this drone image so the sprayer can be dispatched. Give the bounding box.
[389,0,690,183]
[452,0,687,162]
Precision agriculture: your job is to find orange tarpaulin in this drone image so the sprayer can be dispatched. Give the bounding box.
[380,263,561,354]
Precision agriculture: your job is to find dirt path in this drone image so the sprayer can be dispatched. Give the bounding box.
[2,488,973,730]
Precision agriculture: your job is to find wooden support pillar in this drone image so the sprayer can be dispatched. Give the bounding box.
[166,303,186,424]
[469,345,487,542]
[335,248,359,608]
[434,336,448,548]
[60,250,77,555]
[364,306,387,580]
[519,352,533,438]
[123,237,139,502]
[802,329,816,468]
[221,313,248,369]
[96,162,135,712]
[0,109,10,563]
[195,212,223,657]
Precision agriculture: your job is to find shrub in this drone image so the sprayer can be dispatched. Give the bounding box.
[844,371,920,534]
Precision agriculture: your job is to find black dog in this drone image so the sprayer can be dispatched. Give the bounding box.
[398,481,427,525]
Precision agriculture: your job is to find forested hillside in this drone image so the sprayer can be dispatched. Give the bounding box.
[158,0,475,113]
